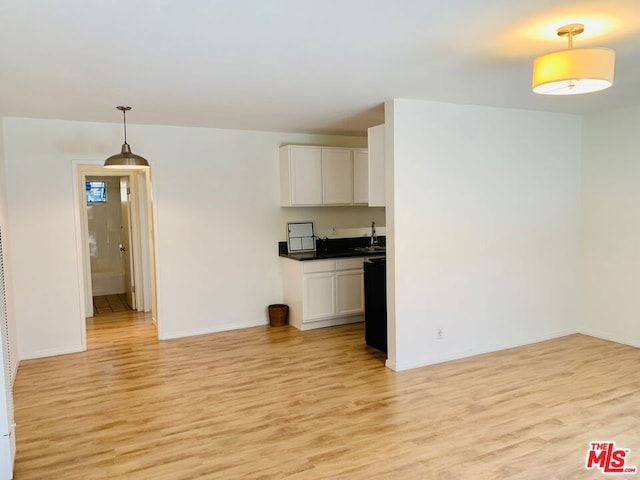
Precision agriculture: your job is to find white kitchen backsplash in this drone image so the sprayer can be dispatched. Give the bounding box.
[318,226,386,239]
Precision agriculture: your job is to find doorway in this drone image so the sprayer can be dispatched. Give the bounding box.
[74,163,159,344]
[85,175,136,310]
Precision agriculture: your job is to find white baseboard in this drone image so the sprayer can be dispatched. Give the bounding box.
[297,315,364,331]
[20,345,86,361]
[159,320,268,340]
[11,359,19,385]
[578,328,640,348]
[390,328,578,372]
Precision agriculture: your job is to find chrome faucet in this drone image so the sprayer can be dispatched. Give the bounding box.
[370,221,377,246]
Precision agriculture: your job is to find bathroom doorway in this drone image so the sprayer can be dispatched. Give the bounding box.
[84,175,136,309]
[74,163,158,342]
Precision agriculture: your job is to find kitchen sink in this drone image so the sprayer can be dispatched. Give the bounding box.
[352,246,386,253]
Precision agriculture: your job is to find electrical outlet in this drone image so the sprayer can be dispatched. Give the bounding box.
[436,328,443,340]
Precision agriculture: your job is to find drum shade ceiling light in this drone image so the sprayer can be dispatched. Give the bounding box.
[104,106,150,168]
[532,23,615,95]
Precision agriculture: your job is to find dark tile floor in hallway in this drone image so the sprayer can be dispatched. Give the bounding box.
[92,294,132,315]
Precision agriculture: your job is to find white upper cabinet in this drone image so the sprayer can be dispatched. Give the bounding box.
[352,149,369,205]
[280,146,322,206]
[367,124,386,207]
[322,148,352,205]
[280,145,367,207]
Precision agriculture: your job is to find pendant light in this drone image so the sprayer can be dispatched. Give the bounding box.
[532,23,615,95]
[104,106,150,168]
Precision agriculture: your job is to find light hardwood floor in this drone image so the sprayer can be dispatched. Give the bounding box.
[12,312,640,479]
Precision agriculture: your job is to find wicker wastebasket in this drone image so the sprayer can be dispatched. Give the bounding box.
[268,304,289,327]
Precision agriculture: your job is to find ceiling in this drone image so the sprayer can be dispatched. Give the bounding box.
[1,0,639,135]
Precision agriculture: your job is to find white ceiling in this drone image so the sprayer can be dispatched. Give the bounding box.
[0,0,639,135]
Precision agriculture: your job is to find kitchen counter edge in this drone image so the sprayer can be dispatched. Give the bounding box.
[279,250,385,261]
[278,236,386,261]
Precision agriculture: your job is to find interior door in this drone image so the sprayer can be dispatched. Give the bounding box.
[120,177,136,310]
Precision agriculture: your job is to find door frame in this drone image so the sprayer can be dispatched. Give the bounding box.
[72,161,159,342]
[118,176,137,310]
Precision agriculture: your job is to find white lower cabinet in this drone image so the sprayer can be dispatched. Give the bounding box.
[336,270,364,316]
[283,258,364,330]
[303,272,336,321]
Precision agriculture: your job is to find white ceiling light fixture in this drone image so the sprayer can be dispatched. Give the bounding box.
[532,23,615,95]
[104,106,150,168]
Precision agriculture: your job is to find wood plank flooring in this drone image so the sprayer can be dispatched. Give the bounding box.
[12,313,640,479]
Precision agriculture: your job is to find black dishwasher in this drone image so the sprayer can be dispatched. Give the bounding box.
[363,257,387,353]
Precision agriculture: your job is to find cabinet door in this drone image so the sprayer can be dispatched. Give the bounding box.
[367,124,386,207]
[336,270,364,316]
[290,147,322,205]
[303,272,336,322]
[322,149,352,204]
[352,149,368,205]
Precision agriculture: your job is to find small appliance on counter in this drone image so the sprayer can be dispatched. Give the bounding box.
[286,221,316,253]
[363,257,387,353]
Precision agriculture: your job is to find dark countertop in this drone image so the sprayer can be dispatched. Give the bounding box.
[280,249,385,261]
[279,236,386,261]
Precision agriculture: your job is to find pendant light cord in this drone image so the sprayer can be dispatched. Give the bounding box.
[123,109,128,145]
[117,105,132,146]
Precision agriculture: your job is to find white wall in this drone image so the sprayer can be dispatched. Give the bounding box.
[2,117,375,356]
[386,99,581,371]
[4,119,91,358]
[580,105,640,347]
